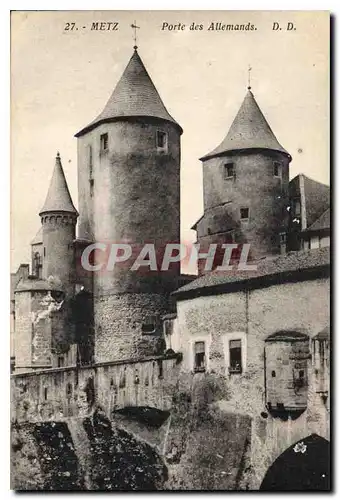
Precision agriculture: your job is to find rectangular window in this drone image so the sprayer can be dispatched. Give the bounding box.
[156,130,168,151]
[57,356,65,368]
[229,339,242,373]
[100,133,108,152]
[240,207,249,220]
[194,341,206,372]
[279,232,286,243]
[224,163,235,179]
[142,316,156,335]
[294,199,301,216]
[273,161,282,177]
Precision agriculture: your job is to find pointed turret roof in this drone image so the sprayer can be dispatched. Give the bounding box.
[200,89,289,161]
[75,49,182,137]
[39,153,78,216]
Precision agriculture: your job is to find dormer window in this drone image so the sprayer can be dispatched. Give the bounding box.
[273,161,282,177]
[224,163,235,179]
[156,130,168,152]
[100,133,108,152]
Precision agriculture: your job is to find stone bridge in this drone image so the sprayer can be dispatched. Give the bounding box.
[11,353,181,424]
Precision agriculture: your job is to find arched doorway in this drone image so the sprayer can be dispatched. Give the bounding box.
[260,434,330,491]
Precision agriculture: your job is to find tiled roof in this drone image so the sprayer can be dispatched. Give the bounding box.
[39,153,78,215]
[200,89,289,160]
[174,247,330,297]
[15,277,63,293]
[306,208,330,232]
[75,49,182,137]
[266,330,309,342]
[313,326,330,341]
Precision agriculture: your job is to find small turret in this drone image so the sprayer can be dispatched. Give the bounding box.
[195,88,291,269]
[39,152,78,295]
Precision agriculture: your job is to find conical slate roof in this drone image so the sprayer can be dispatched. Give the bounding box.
[201,89,289,160]
[39,153,78,215]
[75,49,182,137]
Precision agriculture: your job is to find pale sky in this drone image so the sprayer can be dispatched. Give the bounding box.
[11,11,329,272]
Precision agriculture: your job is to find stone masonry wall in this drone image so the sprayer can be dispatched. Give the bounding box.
[94,292,170,362]
[174,277,330,488]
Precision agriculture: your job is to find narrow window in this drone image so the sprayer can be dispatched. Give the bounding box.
[57,356,64,368]
[271,370,276,377]
[100,133,108,152]
[194,341,206,372]
[44,387,48,400]
[66,383,72,397]
[294,199,301,216]
[156,130,168,151]
[88,145,93,176]
[43,247,46,257]
[89,178,94,197]
[157,359,163,379]
[224,163,235,179]
[229,339,242,373]
[273,161,282,177]
[279,233,286,243]
[240,207,249,220]
[142,316,156,335]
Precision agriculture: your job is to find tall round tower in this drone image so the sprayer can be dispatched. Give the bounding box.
[39,152,78,296]
[195,88,291,270]
[75,48,182,362]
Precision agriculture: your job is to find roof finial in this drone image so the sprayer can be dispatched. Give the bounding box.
[131,21,140,50]
[247,64,252,90]
[56,151,60,159]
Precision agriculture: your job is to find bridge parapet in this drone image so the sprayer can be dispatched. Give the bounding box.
[11,353,181,424]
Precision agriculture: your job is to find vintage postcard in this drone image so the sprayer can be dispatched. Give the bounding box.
[10,10,330,491]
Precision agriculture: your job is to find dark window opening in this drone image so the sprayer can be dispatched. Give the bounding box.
[57,356,64,368]
[299,370,304,379]
[43,247,46,257]
[272,370,276,377]
[240,208,249,220]
[224,163,235,179]
[33,252,42,278]
[89,178,94,197]
[44,387,48,400]
[157,359,164,379]
[142,316,156,335]
[273,161,282,177]
[280,233,286,243]
[229,339,242,373]
[100,133,108,152]
[66,383,73,397]
[156,130,167,150]
[194,341,206,372]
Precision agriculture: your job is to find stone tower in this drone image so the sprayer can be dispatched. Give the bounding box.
[194,88,291,270]
[39,152,78,295]
[75,48,182,362]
